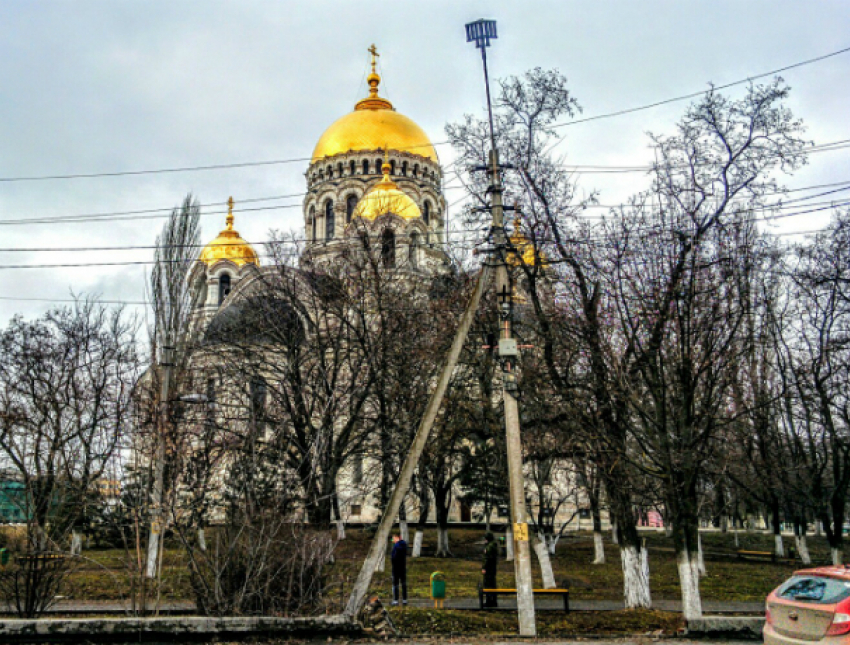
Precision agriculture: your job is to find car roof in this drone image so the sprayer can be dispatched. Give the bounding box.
[791,566,850,580]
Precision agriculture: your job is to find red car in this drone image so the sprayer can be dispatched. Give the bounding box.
[765,567,850,645]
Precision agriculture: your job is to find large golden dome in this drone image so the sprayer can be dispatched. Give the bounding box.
[353,160,422,221]
[311,52,438,164]
[200,198,260,267]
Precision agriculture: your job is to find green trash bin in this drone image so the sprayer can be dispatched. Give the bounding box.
[430,571,446,608]
[0,548,8,567]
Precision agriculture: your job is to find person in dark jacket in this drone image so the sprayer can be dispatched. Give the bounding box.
[482,531,499,607]
[391,534,408,606]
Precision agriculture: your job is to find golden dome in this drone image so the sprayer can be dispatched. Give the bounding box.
[311,47,438,163]
[507,216,541,267]
[353,159,422,221]
[200,198,260,267]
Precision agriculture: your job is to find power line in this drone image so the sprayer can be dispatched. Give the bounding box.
[0,45,847,184]
[549,45,850,131]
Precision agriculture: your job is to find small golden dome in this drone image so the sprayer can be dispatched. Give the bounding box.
[507,215,541,267]
[200,198,260,267]
[311,46,438,163]
[353,158,422,221]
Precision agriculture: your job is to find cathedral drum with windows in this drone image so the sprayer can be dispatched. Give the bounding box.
[303,49,448,272]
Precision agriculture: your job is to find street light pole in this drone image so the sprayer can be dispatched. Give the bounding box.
[466,19,536,637]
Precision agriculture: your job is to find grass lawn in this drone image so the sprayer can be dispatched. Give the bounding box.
[48,526,833,606]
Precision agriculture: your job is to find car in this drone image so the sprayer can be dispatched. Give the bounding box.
[765,567,850,644]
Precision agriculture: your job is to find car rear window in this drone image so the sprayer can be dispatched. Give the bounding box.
[778,576,850,604]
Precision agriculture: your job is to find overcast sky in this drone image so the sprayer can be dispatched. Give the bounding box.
[0,1,848,327]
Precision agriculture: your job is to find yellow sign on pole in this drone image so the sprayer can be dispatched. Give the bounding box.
[513,522,529,542]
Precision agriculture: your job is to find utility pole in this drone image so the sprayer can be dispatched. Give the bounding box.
[145,342,173,581]
[466,19,536,637]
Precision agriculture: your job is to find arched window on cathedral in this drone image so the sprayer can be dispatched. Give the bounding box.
[349,160,356,176]
[409,231,420,269]
[325,200,335,241]
[337,162,344,178]
[401,161,408,176]
[346,194,358,224]
[423,201,431,226]
[310,206,316,242]
[218,274,231,305]
[381,229,395,268]
[413,164,419,178]
[389,160,396,175]
[375,159,382,174]
[362,159,369,175]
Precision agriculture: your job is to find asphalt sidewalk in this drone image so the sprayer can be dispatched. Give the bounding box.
[0,598,765,615]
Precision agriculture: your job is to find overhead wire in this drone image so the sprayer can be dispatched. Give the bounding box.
[0,45,847,184]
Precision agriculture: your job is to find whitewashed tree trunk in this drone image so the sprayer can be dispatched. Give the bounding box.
[400,519,409,543]
[376,546,386,572]
[611,520,619,545]
[505,526,514,561]
[816,520,823,536]
[592,530,606,564]
[549,533,559,555]
[795,535,811,565]
[697,534,706,576]
[620,545,652,608]
[832,547,842,565]
[733,525,740,548]
[436,527,450,556]
[336,520,346,540]
[677,549,703,620]
[70,531,82,556]
[412,530,424,557]
[534,539,557,588]
[775,534,785,558]
[197,528,207,552]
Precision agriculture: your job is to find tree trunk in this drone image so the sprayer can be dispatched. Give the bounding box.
[412,530,424,558]
[548,533,558,555]
[620,544,651,608]
[593,530,606,564]
[506,526,514,561]
[400,519,409,543]
[833,548,842,565]
[611,519,619,545]
[533,538,556,588]
[592,503,605,564]
[677,549,703,620]
[337,520,346,540]
[436,527,451,557]
[772,501,785,557]
[796,534,811,565]
[70,531,82,556]
[697,533,706,576]
[775,534,785,558]
[197,528,207,552]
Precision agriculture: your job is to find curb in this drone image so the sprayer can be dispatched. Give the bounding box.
[0,614,362,643]
[686,616,764,640]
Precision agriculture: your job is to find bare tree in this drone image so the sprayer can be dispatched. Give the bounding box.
[0,299,139,616]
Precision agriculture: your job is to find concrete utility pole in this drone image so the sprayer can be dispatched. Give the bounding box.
[466,19,536,636]
[145,343,173,581]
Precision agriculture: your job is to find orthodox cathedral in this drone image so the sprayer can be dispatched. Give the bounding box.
[190,49,449,327]
[181,48,550,527]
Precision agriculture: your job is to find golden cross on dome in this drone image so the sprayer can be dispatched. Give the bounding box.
[368,44,380,74]
[226,196,234,229]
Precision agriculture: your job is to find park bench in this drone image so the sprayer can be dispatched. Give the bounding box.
[477,582,570,612]
[736,549,794,564]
